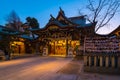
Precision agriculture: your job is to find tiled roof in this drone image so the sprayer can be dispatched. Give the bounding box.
[109,25,120,35]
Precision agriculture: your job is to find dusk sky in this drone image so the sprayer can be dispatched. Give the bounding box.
[0,0,119,34]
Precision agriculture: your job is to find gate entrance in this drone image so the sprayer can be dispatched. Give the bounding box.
[48,40,80,57]
[49,40,66,56]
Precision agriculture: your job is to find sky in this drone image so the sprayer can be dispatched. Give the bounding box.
[0,0,119,34]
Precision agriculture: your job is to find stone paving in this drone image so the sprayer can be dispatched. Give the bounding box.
[0,56,120,80]
[0,56,75,80]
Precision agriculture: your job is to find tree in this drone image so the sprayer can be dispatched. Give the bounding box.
[0,31,17,60]
[5,10,22,31]
[81,0,120,32]
[1,10,23,60]
[26,17,39,29]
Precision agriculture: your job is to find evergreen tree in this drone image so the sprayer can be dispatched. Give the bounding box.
[26,17,39,29]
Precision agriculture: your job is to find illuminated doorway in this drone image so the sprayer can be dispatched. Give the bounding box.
[48,40,80,57]
[49,40,66,56]
[11,41,25,55]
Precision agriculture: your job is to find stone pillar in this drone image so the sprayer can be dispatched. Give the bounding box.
[100,56,103,67]
[106,56,109,67]
[43,47,48,56]
[89,56,91,66]
[94,56,97,67]
[68,47,73,57]
[112,56,115,68]
[118,57,120,68]
[84,56,87,66]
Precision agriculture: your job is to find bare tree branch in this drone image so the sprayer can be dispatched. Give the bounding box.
[5,10,22,31]
[96,0,120,32]
[83,0,120,32]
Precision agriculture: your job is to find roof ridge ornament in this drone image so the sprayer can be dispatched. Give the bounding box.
[50,14,55,18]
[49,14,56,21]
[59,7,65,15]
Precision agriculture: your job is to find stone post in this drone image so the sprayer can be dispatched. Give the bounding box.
[89,56,91,66]
[100,56,103,67]
[43,47,48,56]
[94,56,97,67]
[84,56,87,66]
[106,56,109,67]
[68,47,73,57]
[112,56,115,68]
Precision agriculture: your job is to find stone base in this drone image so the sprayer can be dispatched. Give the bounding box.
[84,66,120,74]
[42,53,48,56]
[67,54,75,57]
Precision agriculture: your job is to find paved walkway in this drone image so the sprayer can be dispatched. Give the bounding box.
[0,56,74,80]
[0,56,120,80]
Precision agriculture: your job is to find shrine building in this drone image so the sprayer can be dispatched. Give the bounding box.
[32,8,94,57]
[0,8,120,74]
[31,8,120,74]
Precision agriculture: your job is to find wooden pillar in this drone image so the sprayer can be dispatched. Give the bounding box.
[94,56,97,67]
[106,56,109,67]
[100,56,103,67]
[66,39,68,56]
[36,43,39,54]
[54,41,55,55]
[84,56,87,66]
[112,56,115,68]
[89,56,91,66]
